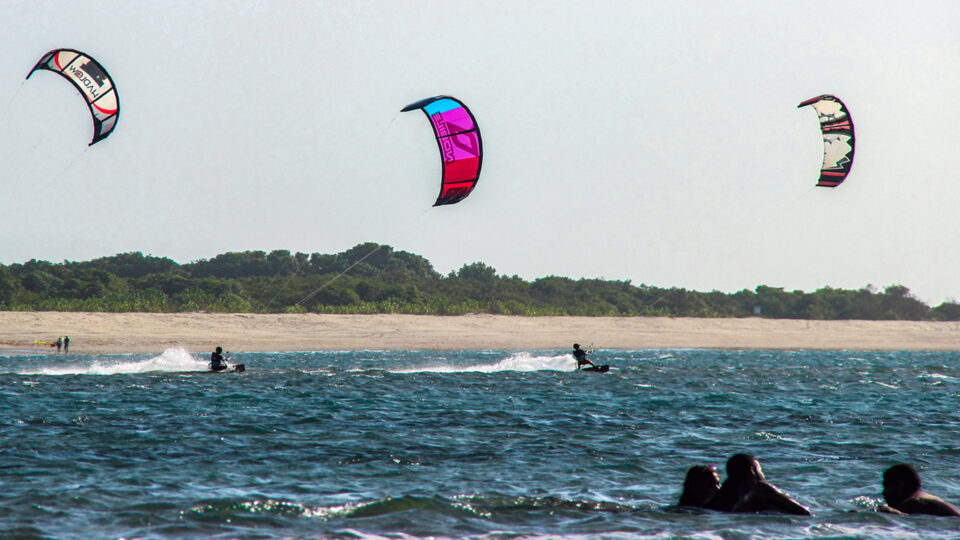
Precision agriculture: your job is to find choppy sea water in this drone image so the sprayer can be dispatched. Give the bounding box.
[2,348,960,538]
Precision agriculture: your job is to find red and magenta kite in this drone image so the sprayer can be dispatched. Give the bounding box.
[402,96,482,206]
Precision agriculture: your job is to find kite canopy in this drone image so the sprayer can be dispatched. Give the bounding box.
[402,96,482,206]
[27,48,120,146]
[798,94,854,188]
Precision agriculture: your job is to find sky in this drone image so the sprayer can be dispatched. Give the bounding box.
[1,1,960,305]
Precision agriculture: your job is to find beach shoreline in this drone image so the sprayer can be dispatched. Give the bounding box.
[2,312,960,354]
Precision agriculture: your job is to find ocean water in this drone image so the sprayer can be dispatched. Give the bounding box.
[2,348,960,538]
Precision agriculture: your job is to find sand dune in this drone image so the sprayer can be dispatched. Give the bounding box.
[2,312,960,354]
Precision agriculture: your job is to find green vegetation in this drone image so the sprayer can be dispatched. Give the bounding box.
[1,243,957,320]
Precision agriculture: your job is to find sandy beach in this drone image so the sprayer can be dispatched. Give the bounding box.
[1,312,960,354]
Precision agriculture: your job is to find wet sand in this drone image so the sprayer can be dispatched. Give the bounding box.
[1,312,959,354]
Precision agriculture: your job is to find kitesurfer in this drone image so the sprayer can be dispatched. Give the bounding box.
[572,343,596,370]
[210,346,227,372]
[878,463,960,516]
[705,454,810,515]
[63,335,70,354]
[678,465,721,508]
[56,336,62,353]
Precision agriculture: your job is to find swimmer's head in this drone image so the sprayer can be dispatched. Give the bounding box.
[883,463,921,503]
[679,465,721,507]
[727,453,764,484]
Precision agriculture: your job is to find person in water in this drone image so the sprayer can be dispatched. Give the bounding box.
[572,343,596,370]
[704,453,810,515]
[678,465,721,507]
[878,463,960,516]
[210,346,227,371]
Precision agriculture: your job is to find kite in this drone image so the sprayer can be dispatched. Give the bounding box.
[402,96,482,206]
[27,48,120,145]
[798,94,854,187]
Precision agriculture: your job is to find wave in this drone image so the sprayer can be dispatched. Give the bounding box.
[16,347,207,375]
[921,372,960,383]
[391,352,575,374]
[185,493,632,521]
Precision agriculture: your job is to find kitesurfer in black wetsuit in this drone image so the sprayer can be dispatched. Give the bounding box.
[572,343,596,370]
[210,346,227,372]
[878,463,960,516]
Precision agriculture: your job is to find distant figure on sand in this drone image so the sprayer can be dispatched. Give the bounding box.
[210,346,226,372]
[879,463,960,516]
[678,465,721,508]
[63,335,70,354]
[56,337,62,353]
[704,453,810,515]
[572,343,596,370]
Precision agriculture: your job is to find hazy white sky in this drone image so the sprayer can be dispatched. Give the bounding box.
[2,1,959,304]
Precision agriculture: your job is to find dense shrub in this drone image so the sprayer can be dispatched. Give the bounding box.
[0,245,948,319]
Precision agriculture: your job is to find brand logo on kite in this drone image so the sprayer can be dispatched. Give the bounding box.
[438,128,480,162]
[80,60,108,86]
[66,61,106,99]
[451,134,479,157]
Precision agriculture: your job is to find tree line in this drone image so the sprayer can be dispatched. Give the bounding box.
[0,243,958,320]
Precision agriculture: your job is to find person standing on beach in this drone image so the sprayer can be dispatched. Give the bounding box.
[56,337,62,353]
[572,343,596,370]
[878,463,960,516]
[63,336,70,354]
[705,454,810,515]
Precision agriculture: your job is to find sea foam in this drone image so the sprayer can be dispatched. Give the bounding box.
[18,347,206,375]
[391,352,575,373]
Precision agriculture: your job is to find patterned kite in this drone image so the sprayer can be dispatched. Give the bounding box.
[402,96,482,206]
[798,94,854,188]
[27,49,120,146]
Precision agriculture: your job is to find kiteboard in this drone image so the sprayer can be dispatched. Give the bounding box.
[207,363,245,374]
[581,365,610,373]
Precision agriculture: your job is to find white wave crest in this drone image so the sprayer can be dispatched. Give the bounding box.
[22,347,207,376]
[923,372,959,382]
[392,352,575,374]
